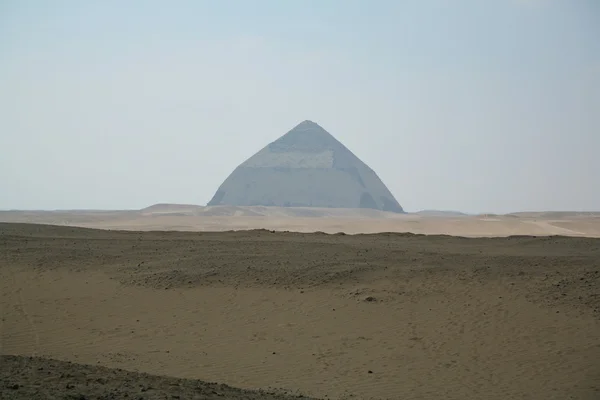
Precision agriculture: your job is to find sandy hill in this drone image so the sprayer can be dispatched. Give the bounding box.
[140,203,204,216]
[415,209,469,217]
[1,206,600,237]
[138,204,402,218]
[507,211,600,218]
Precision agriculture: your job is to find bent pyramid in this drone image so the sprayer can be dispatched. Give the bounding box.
[207,120,404,213]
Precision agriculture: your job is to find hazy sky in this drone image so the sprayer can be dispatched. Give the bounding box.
[1,0,598,213]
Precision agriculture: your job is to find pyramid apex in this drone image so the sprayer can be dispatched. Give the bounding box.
[273,120,338,151]
[292,120,322,130]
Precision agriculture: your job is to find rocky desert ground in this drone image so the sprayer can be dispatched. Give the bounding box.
[1,208,600,399]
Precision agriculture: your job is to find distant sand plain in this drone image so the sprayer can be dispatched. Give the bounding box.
[1,203,600,237]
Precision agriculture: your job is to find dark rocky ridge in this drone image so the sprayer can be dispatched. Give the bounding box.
[0,355,317,400]
[208,120,404,213]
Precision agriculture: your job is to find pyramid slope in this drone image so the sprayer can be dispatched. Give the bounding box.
[208,120,404,213]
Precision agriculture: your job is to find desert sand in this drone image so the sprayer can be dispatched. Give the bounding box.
[1,204,600,237]
[1,218,599,399]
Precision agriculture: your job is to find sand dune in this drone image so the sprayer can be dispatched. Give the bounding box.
[1,204,600,238]
[1,223,599,399]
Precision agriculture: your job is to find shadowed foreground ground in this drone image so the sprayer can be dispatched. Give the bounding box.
[1,223,599,399]
[0,355,312,400]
